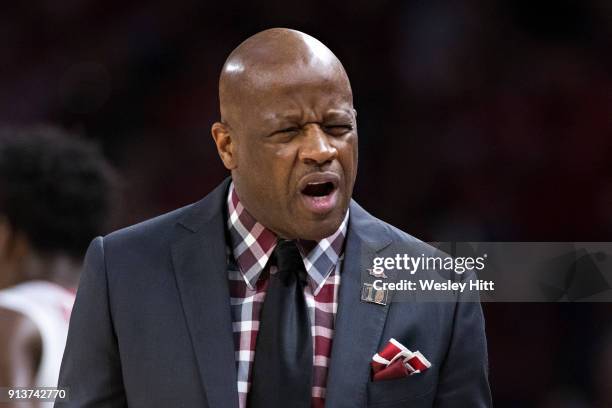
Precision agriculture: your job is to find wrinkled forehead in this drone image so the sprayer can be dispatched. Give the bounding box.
[246,61,350,96]
[224,63,353,129]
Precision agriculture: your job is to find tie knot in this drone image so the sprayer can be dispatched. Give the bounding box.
[273,239,307,285]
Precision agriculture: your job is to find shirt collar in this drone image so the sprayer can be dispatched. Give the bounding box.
[227,182,348,295]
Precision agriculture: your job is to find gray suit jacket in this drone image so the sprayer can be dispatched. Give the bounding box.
[56,178,491,407]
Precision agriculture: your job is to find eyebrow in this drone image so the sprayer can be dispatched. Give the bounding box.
[265,109,354,125]
[323,110,354,121]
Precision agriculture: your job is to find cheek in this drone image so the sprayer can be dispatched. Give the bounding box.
[238,141,269,173]
[270,145,299,191]
[245,143,297,190]
[337,137,358,173]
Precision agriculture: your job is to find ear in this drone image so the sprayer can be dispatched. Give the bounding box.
[211,122,238,170]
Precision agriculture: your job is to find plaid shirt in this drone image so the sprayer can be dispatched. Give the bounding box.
[226,182,348,408]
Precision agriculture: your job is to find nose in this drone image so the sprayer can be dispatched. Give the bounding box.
[298,124,338,166]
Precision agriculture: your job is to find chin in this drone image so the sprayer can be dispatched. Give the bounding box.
[296,214,344,241]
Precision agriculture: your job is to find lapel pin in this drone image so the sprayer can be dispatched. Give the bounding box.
[368,267,388,279]
[361,283,388,306]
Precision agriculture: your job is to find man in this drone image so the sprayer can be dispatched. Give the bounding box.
[57,28,491,407]
[0,127,115,407]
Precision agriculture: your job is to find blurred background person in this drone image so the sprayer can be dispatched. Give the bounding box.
[0,126,116,403]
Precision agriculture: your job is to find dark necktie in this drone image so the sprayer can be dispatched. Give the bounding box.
[248,239,313,408]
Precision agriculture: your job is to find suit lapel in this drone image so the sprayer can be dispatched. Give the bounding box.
[325,201,398,408]
[169,184,400,408]
[171,178,239,408]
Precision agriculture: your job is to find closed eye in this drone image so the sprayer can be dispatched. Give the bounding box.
[324,125,353,135]
[271,127,300,136]
[268,126,300,142]
[279,127,300,133]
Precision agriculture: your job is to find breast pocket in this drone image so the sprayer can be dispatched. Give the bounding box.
[366,371,436,408]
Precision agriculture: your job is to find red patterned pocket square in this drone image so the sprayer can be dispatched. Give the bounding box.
[371,338,432,381]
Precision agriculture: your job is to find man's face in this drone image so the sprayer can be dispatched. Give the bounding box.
[228,68,357,240]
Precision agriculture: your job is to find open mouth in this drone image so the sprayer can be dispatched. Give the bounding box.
[301,181,336,197]
[298,174,340,215]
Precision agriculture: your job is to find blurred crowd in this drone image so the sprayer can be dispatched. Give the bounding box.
[0,0,611,406]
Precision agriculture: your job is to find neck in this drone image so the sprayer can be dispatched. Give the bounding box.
[18,252,82,290]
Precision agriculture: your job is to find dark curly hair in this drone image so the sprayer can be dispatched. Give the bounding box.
[0,125,116,259]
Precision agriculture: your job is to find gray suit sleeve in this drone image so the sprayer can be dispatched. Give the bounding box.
[55,237,127,407]
[433,276,492,407]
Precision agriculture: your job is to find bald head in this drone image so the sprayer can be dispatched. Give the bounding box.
[219,28,352,124]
